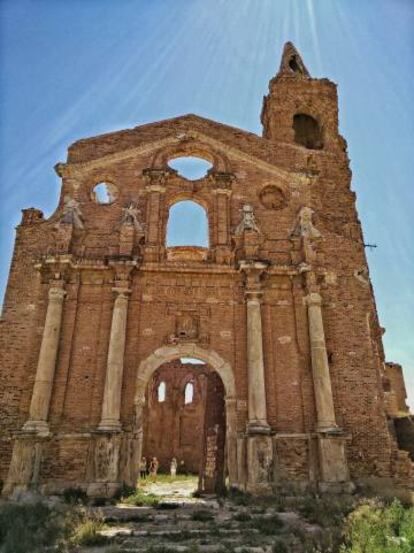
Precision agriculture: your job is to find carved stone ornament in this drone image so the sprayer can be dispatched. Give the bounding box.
[291,206,321,239]
[120,202,145,233]
[58,196,85,230]
[259,185,287,210]
[234,205,261,235]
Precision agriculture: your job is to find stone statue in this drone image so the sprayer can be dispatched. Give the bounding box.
[170,457,177,477]
[120,202,145,233]
[59,196,84,230]
[234,204,260,235]
[292,206,321,239]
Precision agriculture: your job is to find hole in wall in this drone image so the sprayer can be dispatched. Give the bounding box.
[289,55,302,73]
[293,114,323,150]
[92,182,118,204]
[166,200,209,247]
[168,156,213,181]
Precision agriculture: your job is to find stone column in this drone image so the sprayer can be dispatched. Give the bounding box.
[305,292,337,431]
[23,283,66,435]
[98,288,131,432]
[225,397,238,486]
[240,261,270,433]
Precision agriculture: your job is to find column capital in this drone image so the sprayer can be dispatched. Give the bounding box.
[304,291,322,307]
[111,287,131,298]
[240,260,269,299]
[142,167,172,190]
[48,285,66,302]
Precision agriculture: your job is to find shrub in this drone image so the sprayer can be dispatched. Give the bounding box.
[340,498,414,553]
[122,490,159,507]
[0,501,68,553]
[297,492,355,527]
[252,514,284,535]
[70,516,107,546]
[227,487,253,506]
[62,486,88,505]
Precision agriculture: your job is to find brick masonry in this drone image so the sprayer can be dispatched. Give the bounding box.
[0,42,412,498]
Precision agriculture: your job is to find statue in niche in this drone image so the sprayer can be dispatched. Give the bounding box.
[120,202,145,233]
[176,313,198,340]
[58,196,85,230]
[234,204,261,235]
[291,206,321,240]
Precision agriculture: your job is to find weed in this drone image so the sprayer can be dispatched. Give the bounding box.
[252,514,284,535]
[227,487,253,506]
[0,501,68,553]
[62,486,88,505]
[272,538,289,553]
[122,490,160,507]
[232,511,252,522]
[191,508,214,521]
[70,517,107,546]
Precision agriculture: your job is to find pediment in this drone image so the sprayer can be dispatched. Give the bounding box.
[59,114,306,187]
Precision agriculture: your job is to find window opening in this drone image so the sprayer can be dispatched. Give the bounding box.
[166,200,208,247]
[184,382,194,404]
[92,182,117,204]
[157,381,166,402]
[293,114,323,150]
[289,55,301,73]
[168,156,212,180]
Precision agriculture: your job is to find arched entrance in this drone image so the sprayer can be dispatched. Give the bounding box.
[134,345,238,493]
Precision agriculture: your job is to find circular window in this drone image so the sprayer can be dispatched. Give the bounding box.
[92,182,118,205]
[259,185,287,210]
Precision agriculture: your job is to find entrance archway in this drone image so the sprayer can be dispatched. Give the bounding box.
[134,345,238,493]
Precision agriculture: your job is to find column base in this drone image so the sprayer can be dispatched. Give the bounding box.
[318,433,350,484]
[87,482,122,499]
[246,421,271,435]
[97,420,122,433]
[21,420,50,436]
[246,434,273,493]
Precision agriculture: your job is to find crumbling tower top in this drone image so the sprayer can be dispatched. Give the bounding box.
[276,41,310,80]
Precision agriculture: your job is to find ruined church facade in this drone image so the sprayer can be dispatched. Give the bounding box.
[1,43,412,499]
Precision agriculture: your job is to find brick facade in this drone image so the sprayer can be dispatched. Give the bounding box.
[0,42,412,499]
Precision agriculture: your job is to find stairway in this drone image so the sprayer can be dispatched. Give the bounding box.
[83,498,321,553]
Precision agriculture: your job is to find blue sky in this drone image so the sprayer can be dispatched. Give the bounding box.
[0,0,413,408]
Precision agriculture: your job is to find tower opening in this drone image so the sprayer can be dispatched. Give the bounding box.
[293,114,323,150]
[289,55,302,74]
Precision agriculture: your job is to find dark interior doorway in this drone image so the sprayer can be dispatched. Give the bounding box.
[142,358,226,495]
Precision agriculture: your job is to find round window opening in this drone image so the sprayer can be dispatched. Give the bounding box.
[92,182,118,205]
[168,156,213,181]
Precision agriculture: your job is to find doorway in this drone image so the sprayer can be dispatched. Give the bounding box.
[141,357,226,495]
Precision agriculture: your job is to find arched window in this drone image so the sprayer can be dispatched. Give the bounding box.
[293,114,323,150]
[168,156,212,180]
[157,381,166,402]
[166,200,209,247]
[184,382,194,405]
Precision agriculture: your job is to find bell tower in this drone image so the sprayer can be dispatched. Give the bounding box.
[261,42,345,152]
